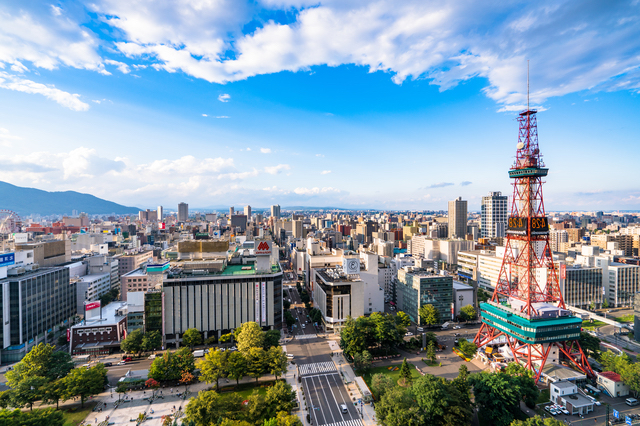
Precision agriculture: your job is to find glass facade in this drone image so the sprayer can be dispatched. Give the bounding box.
[396,269,453,324]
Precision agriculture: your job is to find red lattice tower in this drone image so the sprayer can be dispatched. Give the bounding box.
[473,106,594,382]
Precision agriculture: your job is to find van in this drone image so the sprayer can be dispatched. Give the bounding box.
[340,404,348,414]
[626,398,639,406]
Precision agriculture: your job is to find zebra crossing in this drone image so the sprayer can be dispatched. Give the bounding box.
[321,420,364,426]
[295,333,318,340]
[298,361,337,376]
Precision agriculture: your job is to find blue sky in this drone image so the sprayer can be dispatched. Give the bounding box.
[0,0,639,211]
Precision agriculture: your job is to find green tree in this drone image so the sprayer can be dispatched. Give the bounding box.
[120,329,144,355]
[578,332,601,359]
[427,341,436,364]
[270,411,303,426]
[602,299,609,309]
[353,350,373,374]
[0,408,64,426]
[339,316,368,358]
[142,330,162,352]
[419,304,440,326]
[621,362,640,398]
[374,386,423,426]
[10,376,47,410]
[247,347,267,383]
[41,379,66,409]
[452,364,471,406]
[227,351,248,385]
[284,311,295,328]
[264,381,296,418]
[56,335,67,347]
[267,346,288,379]
[478,288,491,303]
[220,332,235,344]
[399,358,412,386]
[198,349,227,390]
[149,352,171,381]
[459,305,477,321]
[238,322,265,354]
[63,365,106,408]
[412,374,473,426]
[263,329,281,350]
[510,416,565,426]
[589,301,596,311]
[371,313,400,354]
[6,343,73,386]
[283,299,291,310]
[185,390,224,426]
[182,328,203,349]
[470,372,520,426]
[174,347,196,375]
[458,339,478,359]
[371,373,395,399]
[395,311,411,327]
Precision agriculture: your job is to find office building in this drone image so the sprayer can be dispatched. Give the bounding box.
[120,261,167,301]
[448,197,468,239]
[75,273,111,314]
[178,202,189,222]
[229,207,234,217]
[311,268,363,333]
[0,266,76,363]
[15,240,70,267]
[244,205,251,221]
[271,204,281,219]
[481,191,508,239]
[115,250,154,278]
[558,263,603,309]
[395,267,453,324]
[69,301,127,356]
[230,214,248,232]
[157,205,164,221]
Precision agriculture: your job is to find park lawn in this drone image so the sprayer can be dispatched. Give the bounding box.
[61,401,97,426]
[582,319,607,328]
[362,364,423,397]
[615,314,634,323]
[536,388,550,405]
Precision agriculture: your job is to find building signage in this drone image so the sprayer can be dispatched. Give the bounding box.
[261,282,267,324]
[85,301,101,311]
[506,216,549,236]
[0,252,15,267]
[255,241,272,256]
[560,264,566,280]
[613,409,619,419]
[255,283,260,322]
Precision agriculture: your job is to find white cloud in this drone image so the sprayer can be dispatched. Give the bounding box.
[216,116,229,119]
[260,148,272,154]
[293,187,341,195]
[0,127,21,147]
[321,170,331,175]
[315,154,324,157]
[0,71,89,111]
[105,59,131,74]
[264,164,290,175]
[246,147,251,151]
[218,93,230,102]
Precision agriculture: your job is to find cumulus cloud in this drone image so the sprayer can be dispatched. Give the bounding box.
[321,170,331,175]
[0,71,89,111]
[264,164,290,175]
[105,59,131,74]
[202,113,208,117]
[0,127,21,147]
[427,182,454,188]
[260,148,272,154]
[218,93,231,102]
[460,181,472,186]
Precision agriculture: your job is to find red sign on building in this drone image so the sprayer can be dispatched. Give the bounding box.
[85,301,101,311]
[256,241,272,255]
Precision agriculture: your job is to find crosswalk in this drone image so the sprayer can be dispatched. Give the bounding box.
[295,333,318,340]
[321,420,364,426]
[298,361,337,376]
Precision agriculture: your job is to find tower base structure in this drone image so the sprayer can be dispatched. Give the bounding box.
[474,301,594,382]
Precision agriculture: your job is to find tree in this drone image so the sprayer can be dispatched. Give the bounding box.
[602,299,609,309]
[510,416,565,426]
[399,358,412,386]
[182,328,203,349]
[185,390,224,426]
[6,343,72,386]
[412,374,473,426]
[10,376,47,410]
[470,372,521,426]
[371,313,400,354]
[264,329,281,350]
[63,365,106,408]
[395,311,411,328]
[452,365,471,406]
[120,329,144,355]
[220,332,235,344]
[264,381,296,418]
[180,371,195,387]
[374,386,423,426]
[283,299,291,310]
[459,305,477,321]
[269,411,303,426]
[41,379,66,409]
[56,335,67,347]
[174,347,196,374]
[0,408,64,426]
[339,316,368,358]
[284,311,295,328]
[247,347,267,383]
[621,362,640,398]
[142,330,162,352]
[353,350,373,374]
[145,378,160,392]
[267,347,288,379]
[237,322,265,354]
[589,301,596,311]
[458,339,478,359]
[371,373,395,399]
[198,349,227,390]
[227,351,248,385]
[427,341,436,364]
[419,304,440,326]
[578,332,601,359]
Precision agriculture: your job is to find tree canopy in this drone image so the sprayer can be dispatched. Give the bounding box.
[182,328,203,349]
[237,322,265,354]
[459,305,477,321]
[418,304,441,326]
[120,329,144,355]
[339,313,405,358]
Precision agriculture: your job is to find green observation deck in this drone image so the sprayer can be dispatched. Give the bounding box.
[480,302,581,344]
[508,167,549,179]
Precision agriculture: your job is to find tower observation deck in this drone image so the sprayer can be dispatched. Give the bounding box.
[474,108,594,382]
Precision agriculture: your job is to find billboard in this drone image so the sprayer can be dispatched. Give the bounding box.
[255,240,272,256]
[85,301,101,311]
[255,283,260,323]
[159,222,166,230]
[560,264,566,280]
[261,282,267,324]
[0,252,15,267]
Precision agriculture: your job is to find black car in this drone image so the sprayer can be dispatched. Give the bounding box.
[103,362,113,367]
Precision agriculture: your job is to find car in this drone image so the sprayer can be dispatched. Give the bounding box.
[560,408,569,415]
[81,363,91,368]
[117,361,126,365]
[103,362,113,367]
[148,354,157,359]
[405,332,414,336]
[229,346,238,351]
[544,406,551,412]
[302,324,306,329]
[549,409,558,416]
[416,327,424,332]
[454,333,461,337]
[123,357,132,362]
[286,354,294,359]
[453,325,462,330]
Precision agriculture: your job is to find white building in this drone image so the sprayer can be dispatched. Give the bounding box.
[481,191,508,239]
[76,273,111,314]
[453,281,475,317]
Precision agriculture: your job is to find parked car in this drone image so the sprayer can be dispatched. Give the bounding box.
[405,332,414,336]
[117,361,126,366]
[453,325,462,330]
[148,354,157,360]
[103,362,113,367]
[416,327,424,332]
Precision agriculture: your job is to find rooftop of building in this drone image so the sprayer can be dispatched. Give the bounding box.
[122,268,147,277]
[552,380,577,389]
[598,371,622,382]
[453,281,473,290]
[165,260,281,279]
[316,268,361,284]
[542,363,587,382]
[74,301,127,328]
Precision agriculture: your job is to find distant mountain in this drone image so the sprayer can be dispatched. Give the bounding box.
[0,181,141,216]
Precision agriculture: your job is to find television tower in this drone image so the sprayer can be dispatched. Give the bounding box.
[474,72,594,382]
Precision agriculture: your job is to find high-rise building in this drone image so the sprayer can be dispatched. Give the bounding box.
[481,191,508,238]
[395,267,453,324]
[271,204,281,219]
[178,202,188,222]
[229,207,234,217]
[244,205,251,221]
[157,205,164,221]
[448,197,468,239]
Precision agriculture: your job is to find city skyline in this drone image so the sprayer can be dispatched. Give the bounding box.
[1,1,639,211]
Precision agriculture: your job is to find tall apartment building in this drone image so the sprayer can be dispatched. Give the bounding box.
[271,204,281,219]
[244,205,251,221]
[157,205,164,221]
[559,263,603,309]
[178,202,189,222]
[395,267,453,324]
[448,197,468,239]
[551,229,569,252]
[481,191,508,239]
[0,267,76,363]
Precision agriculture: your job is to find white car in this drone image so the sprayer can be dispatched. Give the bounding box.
[116,361,126,366]
[148,354,156,360]
[405,332,414,336]
[286,354,294,359]
[453,325,462,330]
[416,327,424,332]
[560,408,569,415]
[549,408,558,416]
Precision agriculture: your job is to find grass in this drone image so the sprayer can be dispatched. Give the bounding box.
[362,364,423,398]
[536,388,550,405]
[615,314,634,323]
[218,379,279,400]
[582,319,607,328]
[422,359,438,367]
[61,401,97,426]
